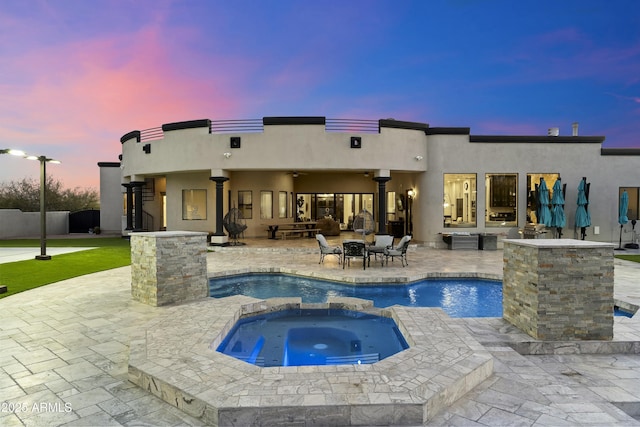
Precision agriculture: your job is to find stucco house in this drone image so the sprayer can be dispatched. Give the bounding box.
[98,117,640,248]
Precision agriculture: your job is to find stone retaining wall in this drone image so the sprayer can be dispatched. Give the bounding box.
[130,231,208,306]
[503,239,614,340]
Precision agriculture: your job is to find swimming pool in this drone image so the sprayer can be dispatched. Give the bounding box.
[209,274,503,317]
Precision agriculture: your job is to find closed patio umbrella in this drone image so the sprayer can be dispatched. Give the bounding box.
[575,177,591,240]
[617,190,629,250]
[550,178,566,238]
[537,178,552,227]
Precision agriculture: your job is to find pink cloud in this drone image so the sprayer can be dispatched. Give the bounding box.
[0,19,258,189]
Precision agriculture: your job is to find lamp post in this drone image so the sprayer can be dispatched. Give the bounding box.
[25,155,60,260]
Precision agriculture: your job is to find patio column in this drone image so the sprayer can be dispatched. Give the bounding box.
[209,176,229,245]
[122,183,133,230]
[373,176,391,234]
[131,181,145,231]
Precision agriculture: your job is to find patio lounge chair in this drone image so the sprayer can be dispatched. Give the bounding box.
[367,234,394,266]
[384,235,412,267]
[343,240,366,270]
[316,234,342,264]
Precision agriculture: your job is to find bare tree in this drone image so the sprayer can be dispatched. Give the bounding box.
[0,177,99,212]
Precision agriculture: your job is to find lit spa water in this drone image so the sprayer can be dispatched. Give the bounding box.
[210,274,503,318]
[216,308,409,367]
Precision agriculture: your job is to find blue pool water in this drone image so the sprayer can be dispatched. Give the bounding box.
[216,308,409,367]
[210,274,503,317]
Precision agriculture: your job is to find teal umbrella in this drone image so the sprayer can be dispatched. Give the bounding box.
[550,178,566,238]
[537,178,552,227]
[575,177,591,240]
[617,190,629,250]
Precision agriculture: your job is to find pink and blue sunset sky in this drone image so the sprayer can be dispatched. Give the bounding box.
[1,0,639,191]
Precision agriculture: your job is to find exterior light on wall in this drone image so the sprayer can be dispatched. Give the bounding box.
[415,155,423,161]
[25,155,61,260]
[223,152,232,159]
[407,189,415,199]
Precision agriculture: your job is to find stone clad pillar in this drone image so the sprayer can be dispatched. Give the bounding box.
[503,239,614,340]
[130,231,208,306]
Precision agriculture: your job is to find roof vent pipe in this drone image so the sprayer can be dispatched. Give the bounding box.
[548,127,559,136]
[572,122,579,136]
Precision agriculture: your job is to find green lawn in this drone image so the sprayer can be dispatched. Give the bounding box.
[615,254,640,263]
[0,237,131,299]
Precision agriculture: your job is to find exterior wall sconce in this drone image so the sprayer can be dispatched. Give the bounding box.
[407,189,415,199]
[350,137,362,148]
[223,152,232,159]
[230,137,241,148]
[415,155,423,161]
[364,171,369,177]
[143,144,151,154]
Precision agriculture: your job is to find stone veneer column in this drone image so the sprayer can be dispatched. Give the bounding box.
[130,231,208,306]
[502,239,614,340]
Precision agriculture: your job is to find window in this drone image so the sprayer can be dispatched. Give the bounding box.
[182,189,207,220]
[621,187,639,221]
[527,173,560,223]
[238,190,252,219]
[443,174,477,227]
[486,173,517,227]
[260,191,273,219]
[278,191,287,218]
[386,191,396,221]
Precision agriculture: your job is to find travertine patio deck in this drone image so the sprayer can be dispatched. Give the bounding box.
[0,235,639,425]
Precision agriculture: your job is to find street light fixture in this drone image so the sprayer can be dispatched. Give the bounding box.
[0,148,26,157]
[24,155,61,260]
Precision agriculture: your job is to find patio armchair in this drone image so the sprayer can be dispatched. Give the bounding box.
[343,240,367,270]
[384,235,412,267]
[367,234,394,267]
[316,234,342,264]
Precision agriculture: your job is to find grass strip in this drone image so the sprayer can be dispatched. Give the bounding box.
[0,239,131,299]
[0,237,127,248]
[614,254,640,263]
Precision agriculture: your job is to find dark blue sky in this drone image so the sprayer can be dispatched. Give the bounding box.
[1,0,639,188]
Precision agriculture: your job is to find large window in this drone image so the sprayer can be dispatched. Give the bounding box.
[260,191,273,219]
[295,193,374,227]
[182,189,207,220]
[527,173,560,223]
[278,191,287,218]
[238,190,252,219]
[485,173,517,227]
[443,174,477,227]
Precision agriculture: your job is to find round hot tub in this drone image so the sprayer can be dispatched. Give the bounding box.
[216,308,409,367]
